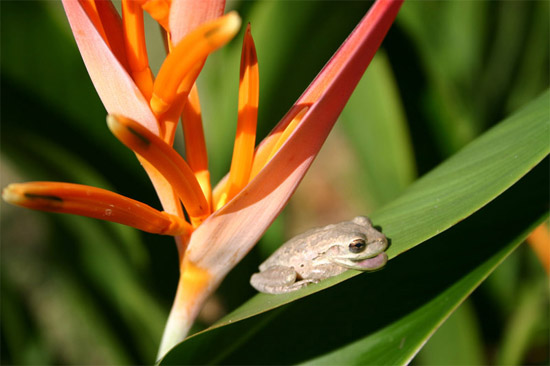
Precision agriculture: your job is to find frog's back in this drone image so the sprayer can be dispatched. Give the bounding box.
[259,223,342,270]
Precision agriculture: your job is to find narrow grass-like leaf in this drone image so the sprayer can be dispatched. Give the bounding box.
[0,2,126,149]
[396,1,488,153]
[1,88,168,361]
[340,51,416,208]
[409,300,485,365]
[2,137,167,361]
[505,0,550,112]
[496,279,548,365]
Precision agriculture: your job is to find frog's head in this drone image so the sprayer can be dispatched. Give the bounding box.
[325,216,388,271]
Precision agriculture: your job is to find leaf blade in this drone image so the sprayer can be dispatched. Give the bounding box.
[160,91,549,364]
[161,158,548,364]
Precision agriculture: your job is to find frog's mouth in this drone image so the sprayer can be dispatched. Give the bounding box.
[352,252,388,270]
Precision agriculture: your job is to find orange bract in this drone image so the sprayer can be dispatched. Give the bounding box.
[122,0,154,100]
[142,0,171,31]
[107,115,210,226]
[2,182,190,236]
[150,11,241,115]
[182,84,212,206]
[226,24,259,202]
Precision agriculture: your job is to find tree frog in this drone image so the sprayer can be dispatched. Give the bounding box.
[250,216,388,294]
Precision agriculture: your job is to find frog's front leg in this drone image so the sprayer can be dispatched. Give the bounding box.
[250,265,311,294]
[277,264,347,293]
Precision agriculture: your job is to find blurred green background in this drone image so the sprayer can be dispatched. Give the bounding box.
[1,0,548,364]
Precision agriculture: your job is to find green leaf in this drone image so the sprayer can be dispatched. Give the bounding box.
[496,278,549,365]
[1,80,168,363]
[0,266,52,364]
[1,2,112,143]
[414,300,485,365]
[397,1,489,153]
[300,169,547,365]
[161,156,547,365]
[340,51,416,208]
[1,133,167,362]
[376,90,548,258]
[160,90,549,364]
[396,1,548,156]
[505,1,550,112]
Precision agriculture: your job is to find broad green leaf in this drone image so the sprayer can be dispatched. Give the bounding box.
[160,90,549,364]
[300,167,547,365]
[161,155,548,365]
[481,240,523,313]
[376,90,548,258]
[340,51,416,208]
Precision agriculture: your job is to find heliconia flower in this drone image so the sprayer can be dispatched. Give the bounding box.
[2,0,404,360]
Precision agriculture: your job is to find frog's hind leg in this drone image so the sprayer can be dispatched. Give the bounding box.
[250,265,304,294]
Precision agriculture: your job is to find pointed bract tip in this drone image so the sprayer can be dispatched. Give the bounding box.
[224,11,242,33]
[2,184,22,205]
[106,114,118,130]
[150,94,171,116]
[106,114,128,139]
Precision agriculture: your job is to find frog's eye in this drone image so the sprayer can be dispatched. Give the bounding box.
[348,239,366,253]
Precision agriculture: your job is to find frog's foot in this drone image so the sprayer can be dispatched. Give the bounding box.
[250,265,298,294]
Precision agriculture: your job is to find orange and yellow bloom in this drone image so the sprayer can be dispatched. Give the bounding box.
[2,0,403,359]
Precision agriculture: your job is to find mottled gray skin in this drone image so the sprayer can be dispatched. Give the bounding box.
[250,216,388,294]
